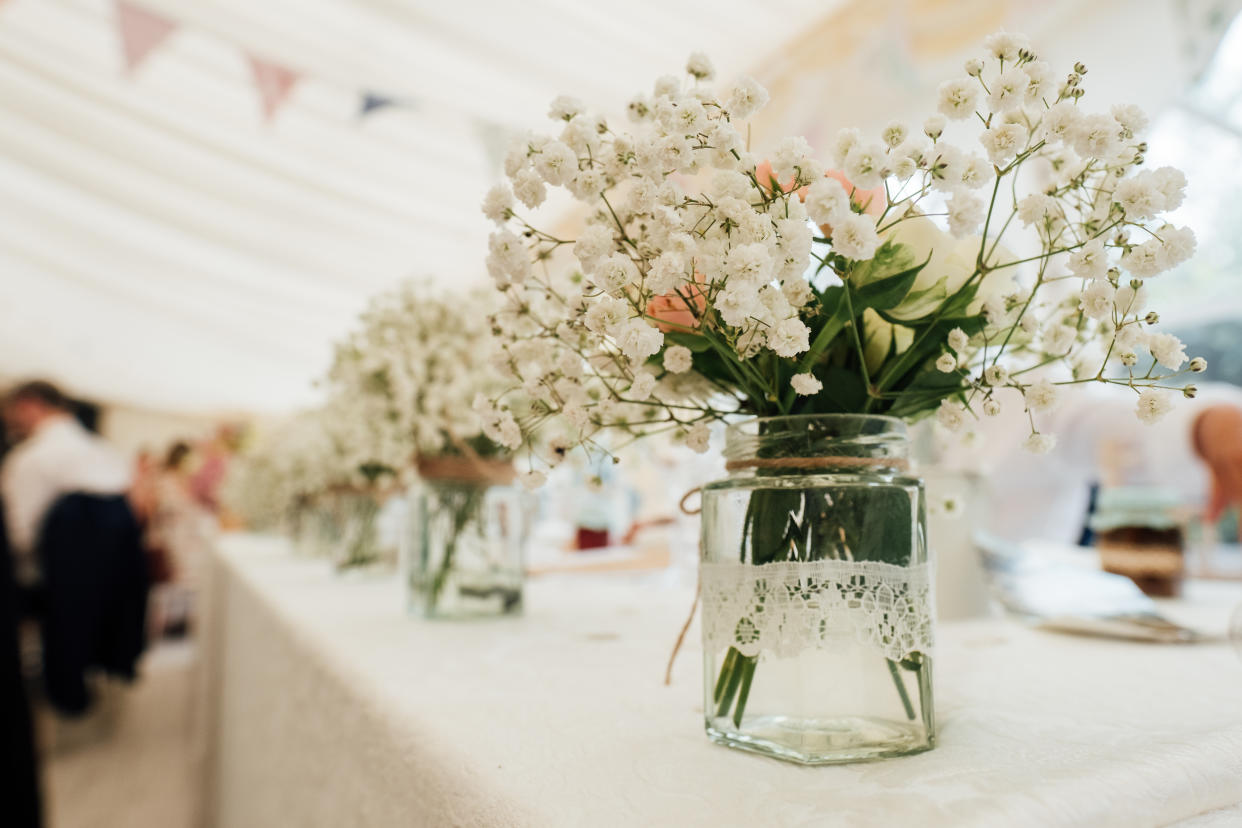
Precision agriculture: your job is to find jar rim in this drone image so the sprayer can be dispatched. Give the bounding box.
[724,413,908,444]
[728,412,907,430]
[722,413,910,467]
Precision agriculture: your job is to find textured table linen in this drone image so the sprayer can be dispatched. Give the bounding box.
[208,534,1242,828]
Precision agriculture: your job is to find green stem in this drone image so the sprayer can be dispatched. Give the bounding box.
[425,483,486,612]
[887,659,916,721]
[732,656,758,728]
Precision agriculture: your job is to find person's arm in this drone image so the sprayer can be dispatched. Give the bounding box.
[0,452,46,566]
[1191,403,1242,530]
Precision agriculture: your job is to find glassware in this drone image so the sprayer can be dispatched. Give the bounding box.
[406,462,527,619]
[290,497,340,559]
[699,414,934,764]
[330,490,387,572]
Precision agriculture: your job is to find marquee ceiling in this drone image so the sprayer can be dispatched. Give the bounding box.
[0,0,1232,413]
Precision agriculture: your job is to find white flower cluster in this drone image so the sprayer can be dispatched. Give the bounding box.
[911,32,1201,446]
[327,282,517,457]
[224,400,404,527]
[481,56,829,460]
[481,33,1202,469]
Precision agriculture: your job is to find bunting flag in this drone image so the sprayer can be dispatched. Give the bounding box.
[359,93,397,118]
[114,0,178,73]
[248,56,300,121]
[106,1,436,129]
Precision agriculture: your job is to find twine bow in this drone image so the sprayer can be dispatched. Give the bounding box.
[664,486,703,686]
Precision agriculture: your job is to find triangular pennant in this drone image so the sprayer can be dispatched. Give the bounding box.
[247,56,299,121]
[359,93,396,117]
[115,0,178,73]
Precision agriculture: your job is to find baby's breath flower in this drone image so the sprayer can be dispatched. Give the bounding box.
[1025,379,1059,412]
[520,470,547,490]
[1136,389,1173,424]
[936,400,969,432]
[1147,332,1186,370]
[923,115,946,140]
[937,78,980,120]
[663,345,694,374]
[1023,432,1057,454]
[684,421,711,453]
[984,365,1009,386]
[685,52,715,81]
[791,373,823,395]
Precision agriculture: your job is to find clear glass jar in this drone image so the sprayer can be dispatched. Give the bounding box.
[330,490,387,572]
[290,497,340,559]
[406,467,527,619]
[700,414,934,764]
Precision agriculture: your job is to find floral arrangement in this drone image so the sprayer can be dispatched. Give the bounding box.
[325,280,534,600]
[477,31,1204,468]
[326,281,520,463]
[224,399,401,531]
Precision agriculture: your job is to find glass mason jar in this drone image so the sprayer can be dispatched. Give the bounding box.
[406,458,527,619]
[290,496,341,559]
[329,489,388,572]
[700,414,934,764]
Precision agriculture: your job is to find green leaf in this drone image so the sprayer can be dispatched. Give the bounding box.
[849,240,917,288]
[792,286,847,372]
[850,253,930,312]
[793,365,868,414]
[666,331,712,353]
[874,315,987,398]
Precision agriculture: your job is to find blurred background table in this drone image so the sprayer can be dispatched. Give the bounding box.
[204,534,1242,828]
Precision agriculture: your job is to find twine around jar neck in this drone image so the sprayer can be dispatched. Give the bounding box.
[415,432,515,486]
[416,455,515,485]
[724,455,910,473]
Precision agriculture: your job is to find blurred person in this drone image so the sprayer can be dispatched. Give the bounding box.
[188,424,240,516]
[0,381,148,715]
[126,448,159,526]
[939,382,1242,544]
[0,382,132,586]
[146,441,214,637]
[0,498,42,827]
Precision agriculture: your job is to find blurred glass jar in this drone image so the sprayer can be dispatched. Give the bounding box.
[406,457,528,619]
[329,489,392,573]
[289,496,341,559]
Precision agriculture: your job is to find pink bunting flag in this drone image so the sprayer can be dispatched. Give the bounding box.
[248,56,299,121]
[115,1,177,73]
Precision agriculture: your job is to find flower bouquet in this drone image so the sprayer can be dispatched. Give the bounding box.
[327,282,532,617]
[225,402,403,568]
[477,32,1202,762]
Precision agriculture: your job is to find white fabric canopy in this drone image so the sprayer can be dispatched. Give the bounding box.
[0,0,1233,413]
[0,0,834,413]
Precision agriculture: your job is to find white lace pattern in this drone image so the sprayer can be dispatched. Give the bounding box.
[701,559,933,662]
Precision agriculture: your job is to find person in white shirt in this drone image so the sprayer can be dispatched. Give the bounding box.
[0,381,132,584]
[933,383,1242,544]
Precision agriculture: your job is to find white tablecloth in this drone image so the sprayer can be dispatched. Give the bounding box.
[207,534,1242,828]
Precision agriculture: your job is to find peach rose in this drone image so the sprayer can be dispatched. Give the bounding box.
[646,273,708,333]
[822,169,885,218]
[754,160,799,196]
[753,162,886,220]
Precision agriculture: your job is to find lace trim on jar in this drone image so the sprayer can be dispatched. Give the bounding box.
[701,559,933,662]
